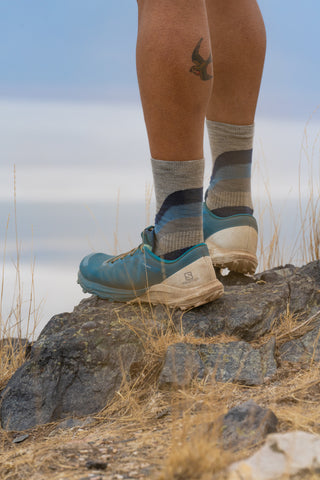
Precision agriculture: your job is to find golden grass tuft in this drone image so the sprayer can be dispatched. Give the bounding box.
[0,167,39,392]
[157,433,231,480]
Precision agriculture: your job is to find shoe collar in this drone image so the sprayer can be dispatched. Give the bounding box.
[141,226,155,249]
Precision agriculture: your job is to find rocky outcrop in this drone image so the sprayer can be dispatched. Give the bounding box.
[0,300,146,431]
[180,262,320,340]
[1,261,320,432]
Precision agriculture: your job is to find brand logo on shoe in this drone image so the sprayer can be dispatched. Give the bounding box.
[184,272,194,282]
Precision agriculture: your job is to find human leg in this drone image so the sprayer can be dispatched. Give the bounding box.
[204,0,266,273]
[137,0,213,161]
[78,0,224,308]
[136,0,211,259]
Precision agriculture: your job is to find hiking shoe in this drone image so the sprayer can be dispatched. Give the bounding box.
[203,203,258,274]
[78,227,224,310]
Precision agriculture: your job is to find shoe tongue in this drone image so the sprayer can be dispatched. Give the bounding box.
[141,227,154,248]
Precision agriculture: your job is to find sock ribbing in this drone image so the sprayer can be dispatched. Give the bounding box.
[151,158,204,260]
[206,120,254,217]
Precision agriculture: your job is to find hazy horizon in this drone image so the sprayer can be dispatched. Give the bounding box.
[0,99,319,338]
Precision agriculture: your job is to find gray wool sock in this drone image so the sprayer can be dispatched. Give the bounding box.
[206,120,254,217]
[151,158,204,260]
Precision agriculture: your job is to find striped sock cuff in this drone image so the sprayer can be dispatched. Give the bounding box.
[206,121,254,217]
[151,158,204,259]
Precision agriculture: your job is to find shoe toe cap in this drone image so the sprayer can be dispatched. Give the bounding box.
[79,252,113,279]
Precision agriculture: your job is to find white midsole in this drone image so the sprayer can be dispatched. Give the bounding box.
[131,256,224,309]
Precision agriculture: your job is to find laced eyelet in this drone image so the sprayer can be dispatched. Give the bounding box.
[108,243,143,263]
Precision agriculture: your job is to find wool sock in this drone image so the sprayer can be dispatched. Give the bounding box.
[206,120,254,217]
[151,158,204,260]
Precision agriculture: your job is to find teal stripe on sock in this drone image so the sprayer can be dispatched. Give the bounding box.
[209,164,251,187]
[155,203,202,233]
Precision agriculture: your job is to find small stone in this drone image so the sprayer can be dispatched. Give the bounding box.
[85,460,108,470]
[80,476,103,480]
[156,408,171,419]
[12,434,29,443]
[228,431,320,480]
[55,416,95,430]
[221,400,278,451]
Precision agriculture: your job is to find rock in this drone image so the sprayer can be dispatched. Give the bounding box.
[12,433,29,444]
[180,261,320,340]
[279,319,320,364]
[158,338,277,388]
[158,343,205,389]
[85,460,108,470]
[2,261,320,431]
[288,262,320,314]
[220,400,278,451]
[80,476,103,480]
[228,431,320,480]
[254,264,296,283]
[0,298,146,431]
[200,341,271,386]
[156,408,171,419]
[55,416,96,431]
[259,337,277,379]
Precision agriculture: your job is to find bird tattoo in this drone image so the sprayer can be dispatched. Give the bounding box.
[189,38,213,81]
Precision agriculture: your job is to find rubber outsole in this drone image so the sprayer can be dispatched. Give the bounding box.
[210,251,258,275]
[78,271,224,310]
[205,227,258,274]
[131,279,224,310]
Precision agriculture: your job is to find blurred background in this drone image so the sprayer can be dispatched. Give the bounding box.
[0,0,319,336]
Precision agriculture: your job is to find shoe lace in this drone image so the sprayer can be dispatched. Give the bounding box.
[109,244,144,264]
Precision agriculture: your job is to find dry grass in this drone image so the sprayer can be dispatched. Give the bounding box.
[0,122,320,479]
[2,309,320,479]
[298,110,320,265]
[0,167,39,392]
[255,110,320,270]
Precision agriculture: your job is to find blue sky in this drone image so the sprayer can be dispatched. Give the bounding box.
[0,1,319,119]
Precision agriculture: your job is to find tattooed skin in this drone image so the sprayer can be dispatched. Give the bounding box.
[189,38,213,81]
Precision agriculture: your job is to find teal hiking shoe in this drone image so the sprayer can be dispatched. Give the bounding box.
[203,203,258,274]
[78,227,224,310]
